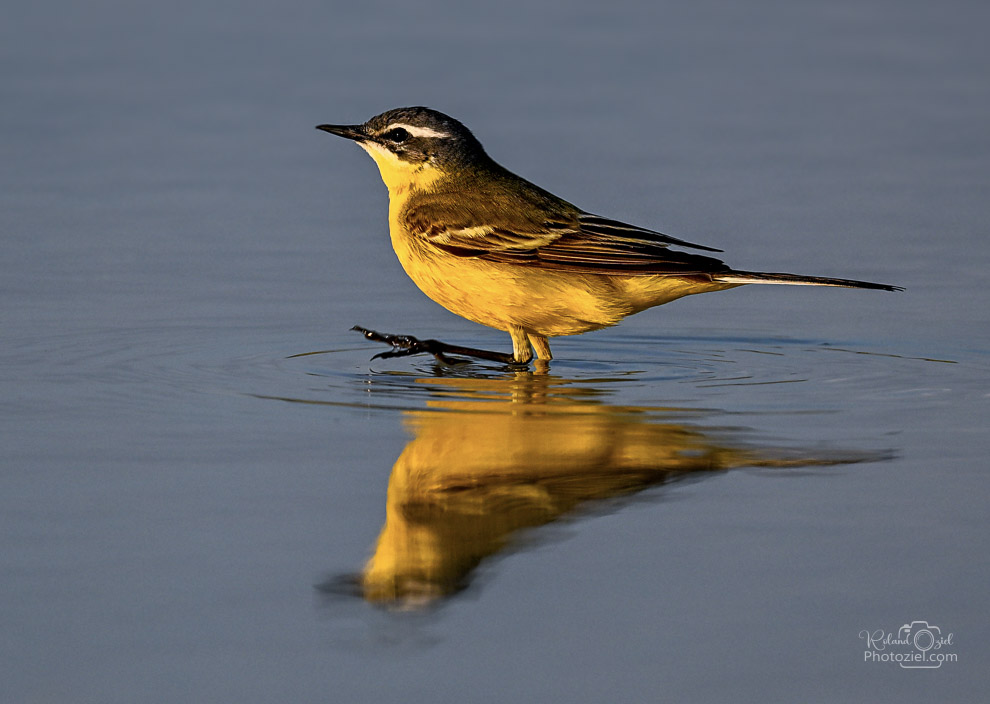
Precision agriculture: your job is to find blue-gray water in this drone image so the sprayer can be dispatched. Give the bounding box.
[2,1,988,701]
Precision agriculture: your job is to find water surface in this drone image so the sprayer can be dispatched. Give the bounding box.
[2,0,988,701]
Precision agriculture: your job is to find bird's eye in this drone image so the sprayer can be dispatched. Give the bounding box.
[383,128,409,144]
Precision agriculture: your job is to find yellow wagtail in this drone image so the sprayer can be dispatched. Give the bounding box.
[317,107,901,364]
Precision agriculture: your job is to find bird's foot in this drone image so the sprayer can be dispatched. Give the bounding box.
[351,326,520,365]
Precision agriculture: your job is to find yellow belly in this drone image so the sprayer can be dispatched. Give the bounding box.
[372,164,734,338]
[388,220,730,337]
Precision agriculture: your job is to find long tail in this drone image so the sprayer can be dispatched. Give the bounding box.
[715,271,903,292]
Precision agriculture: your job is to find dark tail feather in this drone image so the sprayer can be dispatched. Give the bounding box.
[715,271,903,292]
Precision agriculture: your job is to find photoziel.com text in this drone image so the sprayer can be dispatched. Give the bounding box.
[859,621,957,669]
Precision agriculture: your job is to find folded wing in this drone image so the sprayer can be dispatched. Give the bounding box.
[403,196,730,277]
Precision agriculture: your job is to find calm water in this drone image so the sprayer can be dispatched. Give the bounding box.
[3,1,988,701]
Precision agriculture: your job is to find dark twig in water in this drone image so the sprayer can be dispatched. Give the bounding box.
[351,326,520,365]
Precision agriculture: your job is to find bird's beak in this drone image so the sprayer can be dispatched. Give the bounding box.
[316,124,367,141]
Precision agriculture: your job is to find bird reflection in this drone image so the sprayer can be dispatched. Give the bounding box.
[334,370,881,608]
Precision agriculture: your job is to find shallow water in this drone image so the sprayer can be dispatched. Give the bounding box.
[3,0,989,701]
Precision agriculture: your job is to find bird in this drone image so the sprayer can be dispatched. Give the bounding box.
[316,107,901,364]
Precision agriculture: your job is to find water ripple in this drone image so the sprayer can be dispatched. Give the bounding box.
[5,325,981,423]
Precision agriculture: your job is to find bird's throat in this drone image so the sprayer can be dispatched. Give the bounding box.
[357,142,444,199]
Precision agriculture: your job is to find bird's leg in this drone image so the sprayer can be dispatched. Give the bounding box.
[508,326,534,364]
[352,326,520,365]
[528,333,553,361]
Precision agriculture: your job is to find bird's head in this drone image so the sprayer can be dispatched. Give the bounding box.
[317,107,489,193]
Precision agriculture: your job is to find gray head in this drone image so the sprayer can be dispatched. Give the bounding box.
[316,107,489,171]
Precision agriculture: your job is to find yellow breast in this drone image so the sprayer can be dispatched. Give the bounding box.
[364,149,722,337]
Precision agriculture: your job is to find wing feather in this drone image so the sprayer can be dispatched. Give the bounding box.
[403,194,729,277]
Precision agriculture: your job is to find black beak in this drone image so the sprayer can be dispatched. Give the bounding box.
[315,124,367,141]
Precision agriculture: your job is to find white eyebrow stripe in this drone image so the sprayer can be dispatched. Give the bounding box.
[383,123,451,139]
